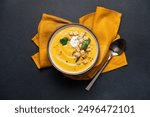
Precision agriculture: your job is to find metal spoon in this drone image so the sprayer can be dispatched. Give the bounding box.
[85,39,126,91]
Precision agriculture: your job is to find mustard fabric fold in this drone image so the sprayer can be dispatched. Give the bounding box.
[31,7,128,80]
[32,14,71,69]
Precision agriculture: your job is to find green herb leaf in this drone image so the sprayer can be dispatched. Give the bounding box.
[81,38,91,50]
[60,37,68,45]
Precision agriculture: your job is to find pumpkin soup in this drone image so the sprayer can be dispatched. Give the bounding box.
[48,24,99,75]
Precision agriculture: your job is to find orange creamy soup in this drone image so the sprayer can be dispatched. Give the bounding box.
[49,25,99,74]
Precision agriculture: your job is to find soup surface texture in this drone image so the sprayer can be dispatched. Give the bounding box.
[49,24,99,74]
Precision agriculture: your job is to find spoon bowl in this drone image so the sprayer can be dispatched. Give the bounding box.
[110,39,126,55]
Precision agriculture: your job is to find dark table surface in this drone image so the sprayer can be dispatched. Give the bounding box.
[0,0,150,100]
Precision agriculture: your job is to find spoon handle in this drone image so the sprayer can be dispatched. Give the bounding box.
[85,52,112,91]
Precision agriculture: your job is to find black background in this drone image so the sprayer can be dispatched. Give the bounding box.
[0,0,150,100]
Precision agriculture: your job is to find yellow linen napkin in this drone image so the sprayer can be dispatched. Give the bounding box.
[32,7,128,80]
[32,14,72,69]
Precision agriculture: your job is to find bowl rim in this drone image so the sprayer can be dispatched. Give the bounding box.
[47,23,100,75]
